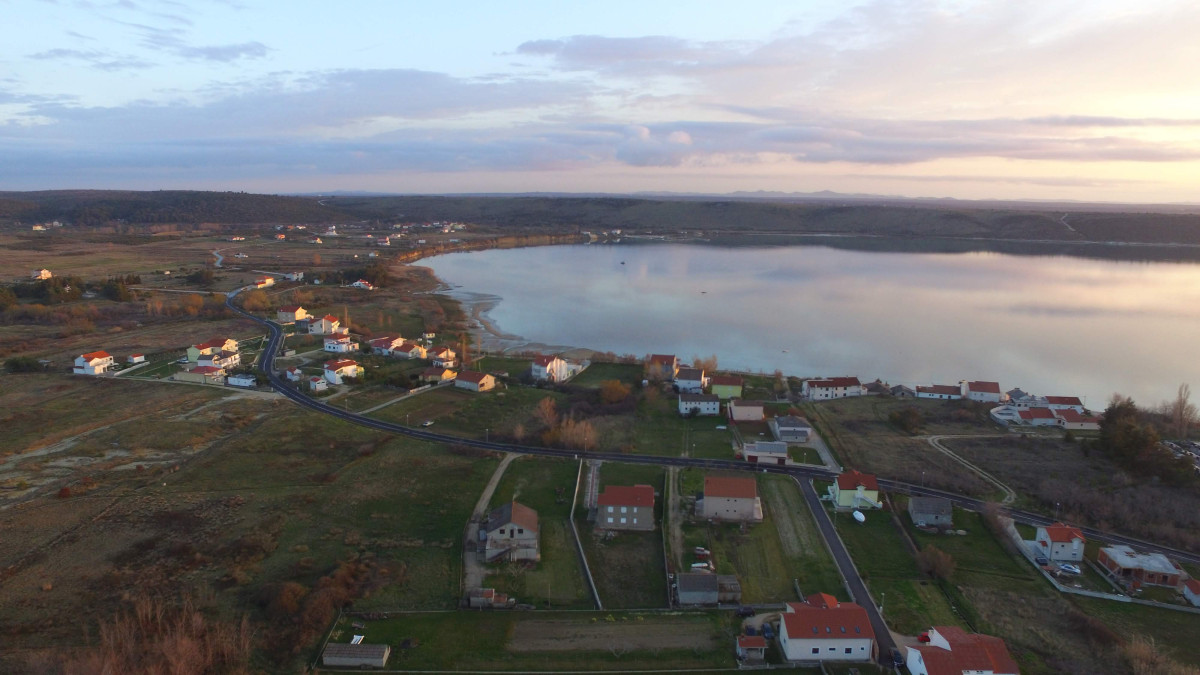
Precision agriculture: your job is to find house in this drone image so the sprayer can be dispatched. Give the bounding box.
[284,366,303,382]
[369,335,406,355]
[467,587,514,609]
[700,476,762,522]
[321,643,391,669]
[198,350,241,370]
[484,501,540,562]
[864,380,889,396]
[596,484,655,531]
[274,233,286,240]
[1017,406,1059,427]
[916,384,962,400]
[254,276,275,288]
[309,236,323,244]
[285,272,304,282]
[349,279,375,290]
[645,354,678,381]
[802,377,864,400]
[675,573,741,605]
[1184,579,1200,607]
[742,440,789,465]
[394,341,427,359]
[891,384,916,397]
[960,380,1002,403]
[324,334,359,353]
[32,269,52,280]
[678,393,720,416]
[456,370,495,392]
[420,366,456,383]
[174,365,225,384]
[307,315,341,335]
[709,375,744,399]
[422,332,436,340]
[906,626,1018,675]
[229,236,245,242]
[308,376,328,392]
[1097,545,1185,589]
[73,351,114,375]
[737,635,768,663]
[769,415,813,443]
[727,399,764,422]
[1054,408,1102,431]
[429,346,457,367]
[532,354,569,382]
[323,359,362,385]
[778,594,875,663]
[1034,522,1085,562]
[1045,396,1086,413]
[276,305,308,323]
[829,470,881,509]
[674,367,707,393]
[227,373,256,388]
[126,354,145,365]
[187,337,239,362]
[908,496,953,528]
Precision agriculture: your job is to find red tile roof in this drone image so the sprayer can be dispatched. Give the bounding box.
[80,350,111,360]
[806,592,839,609]
[369,335,401,347]
[1054,409,1100,423]
[192,337,231,351]
[782,596,874,642]
[808,376,861,389]
[191,366,223,374]
[912,626,1019,675]
[648,354,676,364]
[322,314,339,322]
[965,380,1000,394]
[533,354,559,367]
[597,484,655,508]
[1042,522,1085,543]
[738,635,767,649]
[709,375,743,387]
[324,359,359,371]
[1019,407,1057,420]
[398,341,422,352]
[836,470,878,491]
[918,384,960,396]
[457,370,490,384]
[1046,395,1083,406]
[704,476,757,499]
[430,346,453,357]
[1184,579,1200,594]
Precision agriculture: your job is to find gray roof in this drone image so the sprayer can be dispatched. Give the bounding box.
[909,496,952,517]
[677,573,719,593]
[1102,545,1181,575]
[772,415,811,429]
[323,643,391,659]
[676,367,704,380]
[680,393,719,403]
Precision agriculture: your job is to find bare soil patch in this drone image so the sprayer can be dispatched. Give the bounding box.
[508,618,717,652]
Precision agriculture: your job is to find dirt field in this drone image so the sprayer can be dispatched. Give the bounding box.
[508,618,718,652]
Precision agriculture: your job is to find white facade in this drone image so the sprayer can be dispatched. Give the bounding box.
[308,316,341,335]
[323,361,362,385]
[802,377,864,401]
[532,356,569,382]
[324,336,359,353]
[960,380,1003,403]
[727,399,764,422]
[227,374,256,388]
[73,351,114,375]
[678,394,720,416]
[1035,524,1085,562]
[916,385,962,400]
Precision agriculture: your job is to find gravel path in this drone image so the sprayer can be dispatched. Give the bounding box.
[463,453,519,592]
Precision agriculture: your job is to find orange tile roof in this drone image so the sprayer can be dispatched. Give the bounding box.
[836,470,878,491]
[1042,522,1085,543]
[911,627,1018,675]
[738,635,767,649]
[704,476,757,499]
[597,484,655,508]
[709,375,743,387]
[965,380,1000,394]
[782,596,874,641]
[324,359,359,370]
[1019,407,1056,420]
[1046,395,1083,406]
[457,370,489,384]
[80,350,111,360]
[191,366,223,374]
[918,384,960,396]
[533,354,559,366]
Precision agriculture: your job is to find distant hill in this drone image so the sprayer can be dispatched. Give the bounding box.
[0,190,351,227]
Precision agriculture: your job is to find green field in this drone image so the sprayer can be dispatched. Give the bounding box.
[369,385,567,441]
[630,395,734,458]
[569,362,644,387]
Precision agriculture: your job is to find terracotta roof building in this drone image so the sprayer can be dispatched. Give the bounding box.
[906,626,1018,675]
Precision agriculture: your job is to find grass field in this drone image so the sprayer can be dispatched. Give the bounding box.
[324,610,739,671]
[569,362,644,387]
[369,385,567,441]
[474,355,533,377]
[484,457,590,608]
[629,395,734,458]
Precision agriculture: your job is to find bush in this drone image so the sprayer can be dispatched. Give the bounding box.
[5,356,43,373]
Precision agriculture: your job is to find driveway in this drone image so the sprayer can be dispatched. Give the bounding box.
[463,453,518,593]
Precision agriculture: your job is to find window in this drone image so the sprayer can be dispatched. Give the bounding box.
[620,517,627,524]
[632,518,638,524]
[845,648,852,654]
[606,517,613,524]
[607,506,613,513]
[811,648,819,655]
[498,529,505,535]
[621,506,627,513]
[517,528,523,534]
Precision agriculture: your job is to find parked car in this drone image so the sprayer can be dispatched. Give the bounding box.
[736,606,755,617]
[761,623,774,640]
[1034,554,1049,566]
[421,420,434,427]
[1058,563,1082,575]
[917,632,931,643]
[889,648,905,666]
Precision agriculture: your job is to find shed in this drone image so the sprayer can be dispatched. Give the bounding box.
[908,496,953,528]
[321,642,391,668]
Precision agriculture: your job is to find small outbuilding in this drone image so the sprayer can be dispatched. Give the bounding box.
[908,496,953,528]
[321,642,391,668]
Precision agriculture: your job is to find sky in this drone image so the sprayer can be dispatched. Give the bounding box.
[3,0,1200,202]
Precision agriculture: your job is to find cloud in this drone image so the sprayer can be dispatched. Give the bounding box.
[28,47,155,71]
[112,19,269,62]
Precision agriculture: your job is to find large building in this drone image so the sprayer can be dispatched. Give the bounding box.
[906,626,1018,675]
[1097,545,1185,589]
[73,350,114,375]
[699,476,762,522]
[596,484,655,531]
[778,594,875,663]
[802,377,863,400]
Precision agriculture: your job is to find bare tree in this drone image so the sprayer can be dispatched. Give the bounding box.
[1172,383,1197,440]
[534,397,559,429]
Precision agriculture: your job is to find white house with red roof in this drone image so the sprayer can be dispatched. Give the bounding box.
[596,484,655,531]
[778,594,875,663]
[394,341,427,359]
[323,359,362,385]
[276,305,308,323]
[1035,522,1085,562]
[126,353,145,364]
[253,276,275,289]
[369,335,405,355]
[198,350,241,370]
[187,337,238,362]
[916,384,962,400]
[700,476,762,522]
[1018,407,1059,427]
[307,315,341,335]
[960,380,1002,403]
[830,470,882,509]
[349,279,375,290]
[73,350,114,375]
[532,354,569,382]
[906,626,1019,675]
[736,634,767,663]
[308,376,328,392]
[324,334,358,353]
[1045,396,1086,413]
[1054,408,1102,431]
[428,346,457,367]
[679,393,720,416]
[674,367,708,394]
[802,377,864,400]
[644,354,678,381]
[284,366,303,382]
[484,501,540,563]
[455,370,495,392]
[1184,578,1200,607]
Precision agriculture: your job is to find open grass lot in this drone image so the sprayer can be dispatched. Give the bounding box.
[474,355,533,377]
[370,385,568,440]
[325,610,739,671]
[581,462,668,609]
[628,394,734,458]
[804,397,998,495]
[758,475,849,599]
[1071,598,1200,669]
[569,362,644,387]
[484,457,590,608]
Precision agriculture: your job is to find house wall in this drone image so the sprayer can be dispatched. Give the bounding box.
[729,404,763,421]
[486,522,539,562]
[908,506,952,527]
[174,370,222,384]
[678,398,720,416]
[676,588,717,605]
[833,486,880,509]
[1184,586,1200,607]
[780,632,873,662]
[804,385,862,400]
[1036,528,1084,562]
[599,504,654,531]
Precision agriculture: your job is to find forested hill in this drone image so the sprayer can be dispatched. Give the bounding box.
[0,190,350,227]
[5,190,1200,246]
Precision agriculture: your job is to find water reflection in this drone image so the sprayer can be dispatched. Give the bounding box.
[424,243,1200,408]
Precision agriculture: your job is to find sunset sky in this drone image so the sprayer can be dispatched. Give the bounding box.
[4,0,1200,202]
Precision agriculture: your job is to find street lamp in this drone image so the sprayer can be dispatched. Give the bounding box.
[486,427,489,443]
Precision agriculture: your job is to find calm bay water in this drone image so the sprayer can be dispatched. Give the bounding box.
[423,242,1200,409]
